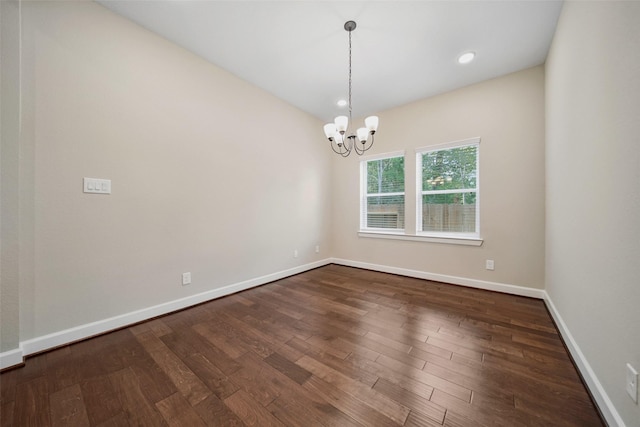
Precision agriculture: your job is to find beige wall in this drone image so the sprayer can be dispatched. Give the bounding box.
[331,66,546,290]
[12,0,331,341]
[546,2,640,425]
[1,0,21,352]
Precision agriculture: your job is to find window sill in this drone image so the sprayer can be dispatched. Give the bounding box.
[358,231,483,246]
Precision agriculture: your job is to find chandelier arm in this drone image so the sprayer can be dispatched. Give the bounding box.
[354,134,374,156]
[330,141,345,156]
[330,136,351,156]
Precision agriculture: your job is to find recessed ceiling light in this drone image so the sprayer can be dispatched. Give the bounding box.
[337,99,347,107]
[458,52,475,64]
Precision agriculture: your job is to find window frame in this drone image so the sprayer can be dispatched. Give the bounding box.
[415,137,480,240]
[359,151,406,233]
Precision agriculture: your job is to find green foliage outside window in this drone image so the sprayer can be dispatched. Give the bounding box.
[419,144,478,234]
[367,157,404,194]
[422,146,477,204]
[365,156,405,229]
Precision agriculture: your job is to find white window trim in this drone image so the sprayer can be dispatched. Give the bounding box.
[358,230,483,246]
[415,137,481,153]
[359,151,406,232]
[415,137,481,241]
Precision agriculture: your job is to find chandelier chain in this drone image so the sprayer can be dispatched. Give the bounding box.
[348,27,352,121]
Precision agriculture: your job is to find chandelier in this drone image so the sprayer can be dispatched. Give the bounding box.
[323,21,379,157]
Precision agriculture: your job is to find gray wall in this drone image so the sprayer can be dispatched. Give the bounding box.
[1,0,21,353]
[546,2,640,425]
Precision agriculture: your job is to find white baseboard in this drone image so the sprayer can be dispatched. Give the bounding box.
[1,259,331,370]
[544,292,625,427]
[329,258,546,299]
[0,348,24,371]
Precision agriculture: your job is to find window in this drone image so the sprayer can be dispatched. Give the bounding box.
[360,152,405,232]
[416,138,479,237]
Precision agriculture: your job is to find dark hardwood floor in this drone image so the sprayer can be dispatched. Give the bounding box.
[1,264,604,426]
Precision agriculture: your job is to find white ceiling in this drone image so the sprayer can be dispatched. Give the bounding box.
[96,0,563,122]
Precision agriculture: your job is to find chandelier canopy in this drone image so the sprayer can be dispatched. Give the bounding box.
[323,21,378,157]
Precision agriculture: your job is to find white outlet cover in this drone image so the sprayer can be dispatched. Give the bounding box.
[627,363,638,403]
[182,272,191,286]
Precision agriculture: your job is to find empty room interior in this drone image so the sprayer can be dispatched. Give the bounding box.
[1,0,639,426]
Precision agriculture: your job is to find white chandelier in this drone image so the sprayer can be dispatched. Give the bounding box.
[323,21,379,157]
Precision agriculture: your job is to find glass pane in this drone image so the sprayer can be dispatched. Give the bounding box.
[367,157,404,194]
[367,195,404,229]
[422,146,477,191]
[421,193,476,233]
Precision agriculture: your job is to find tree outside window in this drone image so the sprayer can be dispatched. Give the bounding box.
[361,154,405,231]
[417,140,479,236]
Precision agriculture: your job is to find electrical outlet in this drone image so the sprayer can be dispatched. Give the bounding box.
[182,272,191,286]
[315,245,320,253]
[627,363,638,403]
[485,260,495,270]
[294,250,298,258]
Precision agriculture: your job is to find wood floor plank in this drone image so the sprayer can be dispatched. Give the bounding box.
[513,394,603,427]
[155,392,207,427]
[300,349,380,387]
[166,326,242,376]
[13,377,51,427]
[229,351,283,407]
[425,336,484,361]
[49,384,90,427]
[0,265,604,426]
[405,408,449,427]
[372,378,446,424]
[161,332,239,400]
[364,331,414,353]
[192,394,245,426]
[296,355,410,425]
[192,321,249,360]
[109,367,167,427]
[79,374,124,426]
[431,389,544,427]
[224,389,286,427]
[263,352,312,385]
[266,385,362,427]
[423,361,515,406]
[346,353,436,401]
[0,368,17,405]
[302,375,401,427]
[135,331,212,406]
[93,413,128,427]
[0,401,14,427]
[128,358,178,404]
[305,335,352,360]
[376,354,472,402]
[353,335,427,369]
[215,312,283,356]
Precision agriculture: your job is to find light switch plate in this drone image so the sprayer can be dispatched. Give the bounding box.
[627,363,638,403]
[84,178,111,194]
